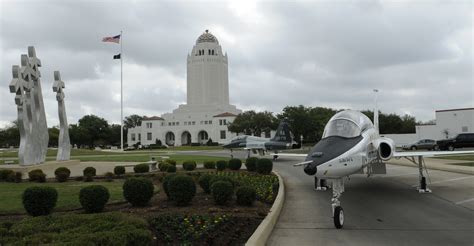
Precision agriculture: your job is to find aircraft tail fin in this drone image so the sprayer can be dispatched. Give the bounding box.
[373,89,379,134]
[271,120,294,143]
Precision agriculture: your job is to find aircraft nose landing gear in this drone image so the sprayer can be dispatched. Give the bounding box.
[331,178,345,229]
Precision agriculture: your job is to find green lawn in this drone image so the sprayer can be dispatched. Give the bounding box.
[77,154,229,163]
[434,155,474,161]
[0,181,126,213]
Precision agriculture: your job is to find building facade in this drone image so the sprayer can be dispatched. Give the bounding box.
[127,30,242,147]
[383,108,474,146]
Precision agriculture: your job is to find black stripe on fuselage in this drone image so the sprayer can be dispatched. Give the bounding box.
[305,135,363,168]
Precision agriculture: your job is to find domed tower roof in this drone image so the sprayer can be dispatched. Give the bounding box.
[196,30,219,44]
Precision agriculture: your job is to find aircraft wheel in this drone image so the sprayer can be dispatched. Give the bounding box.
[333,206,344,229]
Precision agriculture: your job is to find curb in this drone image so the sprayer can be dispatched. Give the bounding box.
[388,161,473,175]
[245,171,285,246]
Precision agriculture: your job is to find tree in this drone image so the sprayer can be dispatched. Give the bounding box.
[77,115,109,148]
[227,111,277,136]
[48,127,60,147]
[123,115,143,129]
[105,124,122,146]
[0,121,20,147]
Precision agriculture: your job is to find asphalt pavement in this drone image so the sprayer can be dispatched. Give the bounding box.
[267,155,474,246]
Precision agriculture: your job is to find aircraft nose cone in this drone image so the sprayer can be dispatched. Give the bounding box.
[304,164,317,175]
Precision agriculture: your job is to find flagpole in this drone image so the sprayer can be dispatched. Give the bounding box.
[120,30,123,151]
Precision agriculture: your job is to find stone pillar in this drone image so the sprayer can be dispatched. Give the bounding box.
[53,71,71,161]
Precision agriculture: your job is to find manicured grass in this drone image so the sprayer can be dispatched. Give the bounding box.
[76,154,230,163]
[0,181,125,213]
[448,162,474,167]
[434,155,474,161]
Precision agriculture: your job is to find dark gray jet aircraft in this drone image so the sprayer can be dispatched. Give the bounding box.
[223,120,297,159]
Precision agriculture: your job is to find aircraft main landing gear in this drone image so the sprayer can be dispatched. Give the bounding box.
[405,156,431,193]
[331,178,345,229]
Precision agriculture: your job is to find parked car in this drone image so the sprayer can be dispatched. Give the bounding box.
[402,139,436,150]
[435,133,474,151]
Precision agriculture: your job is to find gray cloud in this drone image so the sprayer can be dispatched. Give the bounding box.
[0,0,472,128]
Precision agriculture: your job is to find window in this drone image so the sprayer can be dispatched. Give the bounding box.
[219,119,227,126]
[138,133,141,141]
[192,121,195,125]
[161,122,164,126]
[220,130,226,139]
[209,120,212,125]
[168,122,171,126]
[146,122,152,128]
[147,132,152,141]
[176,122,179,126]
[212,50,215,55]
[204,121,208,125]
[131,133,136,141]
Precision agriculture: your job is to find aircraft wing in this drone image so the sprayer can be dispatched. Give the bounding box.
[393,150,474,158]
[270,153,307,157]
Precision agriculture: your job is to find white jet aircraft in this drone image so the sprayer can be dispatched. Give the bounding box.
[277,92,474,229]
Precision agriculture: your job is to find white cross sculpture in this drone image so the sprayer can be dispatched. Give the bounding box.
[53,71,71,161]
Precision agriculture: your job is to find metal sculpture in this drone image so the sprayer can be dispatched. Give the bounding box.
[53,71,71,161]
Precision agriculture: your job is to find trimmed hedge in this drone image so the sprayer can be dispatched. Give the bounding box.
[198,174,213,194]
[245,157,259,172]
[182,161,197,171]
[203,161,216,169]
[104,172,115,182]
[256,158,273,175]
[83,167,96,177]
[158,161,169,172]
[211,181,233,205]
[79,185,110,213]
[168,175,196,206]
[28,169,46,183]
[162,174,178,199]
[228,158,242,170]
[114,166,126,175]
[134,163,150,173]
[209,175,236,189]
[22,186,58,216]
[123,178,154,206]
[236,186,256,206]
[216,160,227,171]
[54,167,71,182]
[165,159,177,166]
[0,169,14,181]
[0,212,152,245]
[166,165,177,173]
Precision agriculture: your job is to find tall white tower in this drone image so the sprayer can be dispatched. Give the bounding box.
[187,30,229,106]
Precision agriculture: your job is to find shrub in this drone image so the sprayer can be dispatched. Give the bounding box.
[114,166,126,175]
[203,161,216,169]
[166,165,177,173]
[0,169,14,181]
[54,167,71,182]
[104,172,114,182]
[28,169,46,183]
[83,167,96,177]
[198,174,213,194]
[158,161,169,172]
[134,163,150,173]
[236,186,256,206]
[22,186,58,216]
[211,181,233,205]
[0,213,152,245]
[182,161,196,171]
[123,177,154,206]
[79,185,110,213]
[13,172,22,183]
[209,175,235,189]
[245,157,259,172]
[84,174,94,182]
[228,158,242,170]
[162,174,178,199]
[216,160,227,171]
[165,159,177,166]
[256,158,273,175]
[168,175,196,206]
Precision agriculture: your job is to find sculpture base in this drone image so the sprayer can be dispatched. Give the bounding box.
[0,160,80,176]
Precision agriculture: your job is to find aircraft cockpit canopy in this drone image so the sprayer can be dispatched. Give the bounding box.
[322,110,374,139]
[231,135,247,141]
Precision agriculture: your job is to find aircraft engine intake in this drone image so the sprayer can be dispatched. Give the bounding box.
[378,140,394,161]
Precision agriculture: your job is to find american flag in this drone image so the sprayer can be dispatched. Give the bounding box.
[102,34,121,44]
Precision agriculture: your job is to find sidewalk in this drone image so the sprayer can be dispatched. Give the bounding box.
[387,157,473,175]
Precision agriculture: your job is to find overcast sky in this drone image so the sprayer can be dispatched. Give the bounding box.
[0,0,472,128]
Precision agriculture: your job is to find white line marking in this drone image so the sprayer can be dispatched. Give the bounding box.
[383,172,419,178]
[429,176,474,185]
[455,198,474,205]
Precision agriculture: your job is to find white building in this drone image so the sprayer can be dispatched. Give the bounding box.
[127,30,242,147]
[383,108,474,146]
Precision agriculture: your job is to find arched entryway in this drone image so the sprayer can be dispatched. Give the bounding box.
[181,131,192,146]
[198,130,209,144]
[165,132,175,146]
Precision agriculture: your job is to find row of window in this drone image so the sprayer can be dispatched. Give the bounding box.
[131,131,228,141]
[196,49,217,56]
[143,120,229,128]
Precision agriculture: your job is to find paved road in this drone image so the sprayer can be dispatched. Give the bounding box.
[267,156,474,246]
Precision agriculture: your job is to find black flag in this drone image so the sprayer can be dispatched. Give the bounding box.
[113,53,121,59]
